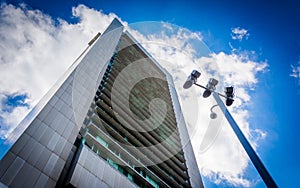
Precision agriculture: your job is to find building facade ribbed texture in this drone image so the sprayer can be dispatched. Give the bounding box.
[0,18,203,188]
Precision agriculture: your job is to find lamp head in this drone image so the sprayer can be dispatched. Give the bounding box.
[210,112,217,119]
[225,86,235,106]
[203,78,219,98]
[183,70,201,89]
[225,86,234,95]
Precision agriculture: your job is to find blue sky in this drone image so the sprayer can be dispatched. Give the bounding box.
[0,0,300,187]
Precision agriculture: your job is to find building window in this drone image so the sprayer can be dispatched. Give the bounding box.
[146,175,159,188]
[96,136,108,147]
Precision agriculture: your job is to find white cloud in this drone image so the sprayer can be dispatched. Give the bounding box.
[129,24,267,187]
[0,3,122,137]
[0,102,29,138]
[290,62,300,84]
[231,27,250,41]
[0,3,268,187]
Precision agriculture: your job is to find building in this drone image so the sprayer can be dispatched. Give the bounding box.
[0,18,203,188]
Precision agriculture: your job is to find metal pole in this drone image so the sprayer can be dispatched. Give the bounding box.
[213,92,277,188]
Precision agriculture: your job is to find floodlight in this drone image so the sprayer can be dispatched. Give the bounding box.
[225,86,234,106]
[210,112,217,119]
[183,70,201,89]
[209,104,218,119]
[203,78,218,98]
[183,75,194,89]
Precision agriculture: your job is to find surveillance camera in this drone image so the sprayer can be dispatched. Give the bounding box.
[183,70,201,89]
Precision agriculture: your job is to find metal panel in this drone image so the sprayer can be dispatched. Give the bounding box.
[87,174,97,188]
[49,112,64,131]
[34,173,48,188]
[25,118,42,136]
[43,107,58,125]
[39,126,55,147]
[35,147,51,171]
[19,137,38,160]
[0,157,25,185]
[53,98,64,111]
[53,136,66,156]
[0,152,16,177]
[61,141,73,161]
[47,131,60,151]
[38,105,53,122]
[102,163,116,187]
[10,162,40,188]
[43,153,59,177]
[27,141,45,166]
[50,157,64,181]
[44,177,55,188]
[77,167,89,188]
[69,165,82,187]
[32,121,47,141]
[10,133,30,155]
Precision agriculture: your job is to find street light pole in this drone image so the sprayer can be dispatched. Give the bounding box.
[183,70,277,187]
[212,91,277,188]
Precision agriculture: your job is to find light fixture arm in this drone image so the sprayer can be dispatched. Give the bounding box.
[194,83,230,100]
[210,104,218,113]
[209,104,219,119]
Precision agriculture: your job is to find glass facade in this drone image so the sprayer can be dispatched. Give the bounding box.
[81,33,192,188]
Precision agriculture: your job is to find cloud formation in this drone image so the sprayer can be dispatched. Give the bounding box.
[290,62,300,85]
[128,23,267,187]
[0,3,120,137]
[0,3,267,187]
[231,27,250,41]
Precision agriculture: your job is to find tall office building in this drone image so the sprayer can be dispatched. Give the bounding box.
[0,19,203,188]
